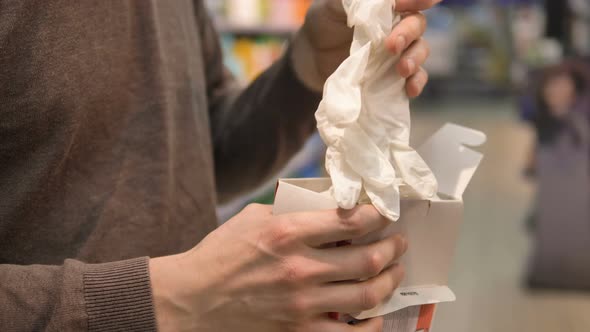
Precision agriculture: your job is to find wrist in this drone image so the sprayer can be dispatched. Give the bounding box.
[290,30,326,93]
[150,254,200,332]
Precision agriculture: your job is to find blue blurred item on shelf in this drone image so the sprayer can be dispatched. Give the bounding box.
[220,36,246,81]
[220,35,286,83]
[423,1,514,97]
[423,6,458,77]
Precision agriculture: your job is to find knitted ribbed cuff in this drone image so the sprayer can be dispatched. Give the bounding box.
[83,257,157,332]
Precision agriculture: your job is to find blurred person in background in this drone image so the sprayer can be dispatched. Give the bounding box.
[0,0,441,331]
[525,60,590,290]
[534,62,590,146]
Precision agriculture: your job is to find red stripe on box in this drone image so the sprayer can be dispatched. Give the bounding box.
[416,304,436,330]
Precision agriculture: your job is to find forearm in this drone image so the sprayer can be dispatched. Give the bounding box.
[211,52,322,202]
[0,257,156,331]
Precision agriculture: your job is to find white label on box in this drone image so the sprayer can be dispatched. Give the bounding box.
[352,285,456,320]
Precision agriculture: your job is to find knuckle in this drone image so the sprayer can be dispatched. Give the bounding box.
[244,203,265,214]
[391,235,404,255]
[286,294,310,318]
[266,222,297,248]
[279,258,307,286]
[411,69,427,85]
[339,211,366,237]
[407,12,425,29]
[365,250,385,277]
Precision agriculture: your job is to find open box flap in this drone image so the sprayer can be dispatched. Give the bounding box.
[417,123,486,199]
[273,178,338,215]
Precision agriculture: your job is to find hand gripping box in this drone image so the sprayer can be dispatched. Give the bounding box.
[273,124,486,331]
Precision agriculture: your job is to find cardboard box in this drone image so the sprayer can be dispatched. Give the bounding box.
[273,124,486,330]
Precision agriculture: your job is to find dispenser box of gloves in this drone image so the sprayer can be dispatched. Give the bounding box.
[272,0,485,330]
[273,124,486,331]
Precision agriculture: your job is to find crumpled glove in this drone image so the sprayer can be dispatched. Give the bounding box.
[313,0,439,221]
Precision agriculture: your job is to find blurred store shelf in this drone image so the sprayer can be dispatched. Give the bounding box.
[208,0,322,219]
[216,22,297,36]
[409,99,590,332]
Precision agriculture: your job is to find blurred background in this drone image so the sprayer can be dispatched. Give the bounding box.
[205,0,590,331]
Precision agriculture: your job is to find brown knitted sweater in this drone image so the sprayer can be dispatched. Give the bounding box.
[0,1,320,330]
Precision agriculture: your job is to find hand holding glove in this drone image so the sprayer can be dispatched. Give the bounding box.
[293,0,442,95]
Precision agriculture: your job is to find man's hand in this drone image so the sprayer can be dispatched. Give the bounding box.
[295,0,442,97]
[150,204,407,332]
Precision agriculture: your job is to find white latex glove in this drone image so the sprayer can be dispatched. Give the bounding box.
[292,0,441,94]
[314,0,439,221]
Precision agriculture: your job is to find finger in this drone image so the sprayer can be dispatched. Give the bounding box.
[310,234,407,283]
[395,0,443,12]
[301,316,383,332]
[279,205,390,247]
[406,67,429,98]
[302,318,354,332]
[386,12,427,55]
[396,38,430,78]
[310,264,405,314]
[349,316,384,331]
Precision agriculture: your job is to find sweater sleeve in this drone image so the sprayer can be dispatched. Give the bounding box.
[0,257,156,332]
[194,2,323,203]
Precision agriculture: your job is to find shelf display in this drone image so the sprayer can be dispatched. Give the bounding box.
[221,35,285,83]
[207,0,310,32]
[206,0,323,220]
[210,0,312,83]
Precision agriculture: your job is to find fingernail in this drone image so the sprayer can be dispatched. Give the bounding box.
[395,36,406,54]
[406,58,416,75]
[401,236,408,252]
[413,79,424,96]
